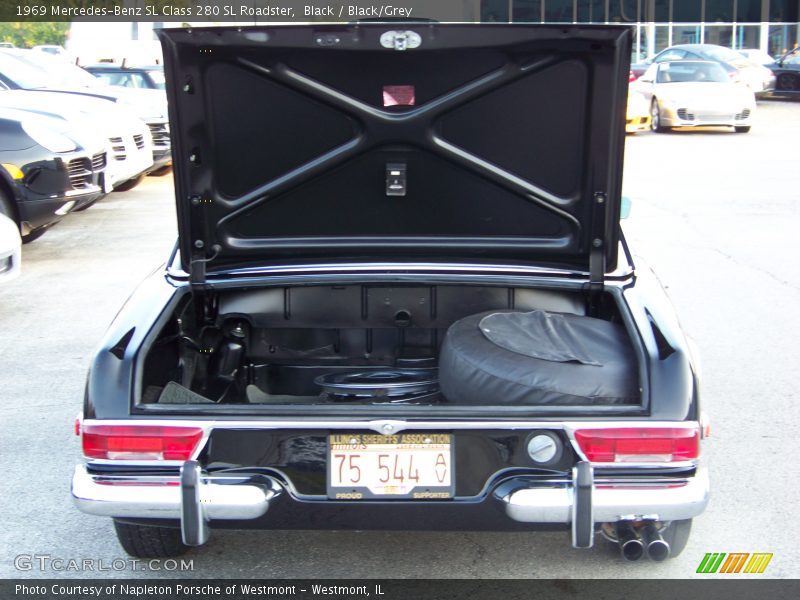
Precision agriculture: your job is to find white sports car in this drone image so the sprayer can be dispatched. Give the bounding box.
[634,61,756,133]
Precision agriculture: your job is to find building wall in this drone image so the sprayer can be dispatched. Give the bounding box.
[482,0,800,57]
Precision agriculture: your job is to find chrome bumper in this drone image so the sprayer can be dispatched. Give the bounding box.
[73,461,708,549]
[501,464,709,547]
[71,463,280,545]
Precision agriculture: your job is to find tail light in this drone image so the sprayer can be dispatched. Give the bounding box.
[629,70,637,82]
[82,424,204,461]
[573,427,699,463]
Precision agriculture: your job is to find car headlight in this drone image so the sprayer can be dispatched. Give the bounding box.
[21,122,77,153]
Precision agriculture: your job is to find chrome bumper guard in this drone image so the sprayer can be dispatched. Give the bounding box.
[501,462,710,548]
[71,462,281,546]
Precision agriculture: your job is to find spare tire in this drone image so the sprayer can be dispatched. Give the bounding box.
[439,310,639,405]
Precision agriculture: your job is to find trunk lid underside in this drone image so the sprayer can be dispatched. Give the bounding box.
[159,24,632,275]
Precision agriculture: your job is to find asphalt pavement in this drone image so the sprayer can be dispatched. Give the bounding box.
[0,100,798,579]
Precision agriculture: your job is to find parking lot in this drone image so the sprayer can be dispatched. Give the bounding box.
[1,100,798,579]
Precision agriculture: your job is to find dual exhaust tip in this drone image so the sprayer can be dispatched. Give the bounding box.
[616,522,670,562]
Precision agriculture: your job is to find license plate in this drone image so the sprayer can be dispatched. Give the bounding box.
[327,433,454,499]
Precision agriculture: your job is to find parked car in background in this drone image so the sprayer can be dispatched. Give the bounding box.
[84,63,166,90]
[626,89,651,133]
[737,49,777,68]
[1,50,171,178]
[0,87,152,193]
[0,108,106,241]
[634,61,756,133]
[31,45,70,59]
[0,212,21,281]
[768,47,800,93]
[632,44,775,98]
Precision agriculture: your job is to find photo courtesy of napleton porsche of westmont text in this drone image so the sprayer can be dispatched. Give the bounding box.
[14,583,385,596]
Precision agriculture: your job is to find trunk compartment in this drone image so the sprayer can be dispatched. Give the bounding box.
[139,282,642,411]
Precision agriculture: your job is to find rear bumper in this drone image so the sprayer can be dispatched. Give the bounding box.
[71,464,279,521]
[72,462,708,547]
[502,465,709,523]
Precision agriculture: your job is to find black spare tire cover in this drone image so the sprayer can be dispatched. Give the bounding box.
[439,310,639,405]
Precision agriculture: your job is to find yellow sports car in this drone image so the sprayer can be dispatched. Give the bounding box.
[626,89,651,133]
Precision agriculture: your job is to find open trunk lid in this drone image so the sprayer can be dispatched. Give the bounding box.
[158,24,632,277]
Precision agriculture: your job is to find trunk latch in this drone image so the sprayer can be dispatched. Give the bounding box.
[380,30,422,51]
[386,163,407,196]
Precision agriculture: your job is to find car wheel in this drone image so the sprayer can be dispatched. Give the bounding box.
[113,173,145,192]
[113,520,189,558]
[2,189,54,243]
[0,189,15,223]
[659,519,692,558]
[71,194,106,212]
[734,126,751,133]
[650,99,667,133]
[21,227,48,244]
[778,73,800,91]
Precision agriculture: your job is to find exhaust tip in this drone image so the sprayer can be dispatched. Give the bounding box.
[621,538,645,561]
[647,539,671,562]
[616,521,645,561]
[641,523,671,562]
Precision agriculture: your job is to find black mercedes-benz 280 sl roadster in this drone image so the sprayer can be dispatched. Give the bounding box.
[71,23,709,562]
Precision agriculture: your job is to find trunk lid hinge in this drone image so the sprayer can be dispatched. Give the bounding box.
[587,191,608,315]
[188,194,218,324]
[189,252,213,325]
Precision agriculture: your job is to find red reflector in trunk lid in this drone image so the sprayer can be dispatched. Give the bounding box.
[574,427,699,462]
[82,424,204,461]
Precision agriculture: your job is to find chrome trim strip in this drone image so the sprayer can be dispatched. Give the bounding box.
[81,418,701,432]
[166,261,635,281]
[167,261,579,280]
[64,185,102,198]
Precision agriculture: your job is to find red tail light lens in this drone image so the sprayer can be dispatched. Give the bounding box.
[82,424,204,461]
[574,427,699,462]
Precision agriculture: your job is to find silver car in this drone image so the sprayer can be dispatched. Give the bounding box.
[634,61,756,133]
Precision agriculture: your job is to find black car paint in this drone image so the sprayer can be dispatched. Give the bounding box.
[0,116,104,236]
[770,47,800,94]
